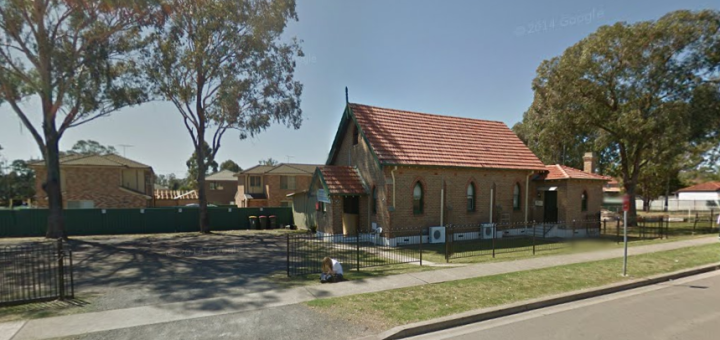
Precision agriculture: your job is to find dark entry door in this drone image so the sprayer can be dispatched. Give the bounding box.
[544,191,558,223]
[342,196,360,235]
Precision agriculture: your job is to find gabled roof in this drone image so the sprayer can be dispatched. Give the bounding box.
[327,103,546,171]
[315,166,367,195]
[239,163,320,175]
[536,165,609,181]
[206,170,237,181]
[676,182,720,193]
[29,154,151,169]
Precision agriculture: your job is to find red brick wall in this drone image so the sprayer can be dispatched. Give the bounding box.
[34,167,152,209]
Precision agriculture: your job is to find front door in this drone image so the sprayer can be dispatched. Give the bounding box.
[544,191,558,223]
[342,196,360,235]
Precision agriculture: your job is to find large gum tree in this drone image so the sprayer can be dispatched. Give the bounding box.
[145,0,303,233]
[517,10,720,224]
[0,0,157,238]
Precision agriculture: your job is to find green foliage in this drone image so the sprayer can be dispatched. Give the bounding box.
[518,10,720,220]
[0,159,35,206]
[154,173,190,191]
[63,140,118,156]
[185,141,218,189]
[259,157,279,166]
[219,160,242,173]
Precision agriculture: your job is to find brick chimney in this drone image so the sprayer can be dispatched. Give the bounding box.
[583,152,596,174]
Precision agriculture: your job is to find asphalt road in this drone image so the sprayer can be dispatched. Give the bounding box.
[408,270,720,340]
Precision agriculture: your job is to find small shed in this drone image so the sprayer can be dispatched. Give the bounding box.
[287,190,315,230]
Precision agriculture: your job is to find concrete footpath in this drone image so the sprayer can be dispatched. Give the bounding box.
[3,236,717,340]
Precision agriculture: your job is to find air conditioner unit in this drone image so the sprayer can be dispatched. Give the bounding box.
[481,223,499,240]
[429,226,446,244]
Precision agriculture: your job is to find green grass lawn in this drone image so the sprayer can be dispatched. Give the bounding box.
[0,294,98,323]
[307,243,720,330]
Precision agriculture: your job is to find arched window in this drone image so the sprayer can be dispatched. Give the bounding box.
[372,186,377,214]
[352,125,359,145]
[513,183,521,210]
[413,182,423,215]
[581,191,588,212]
[467,183,475,212]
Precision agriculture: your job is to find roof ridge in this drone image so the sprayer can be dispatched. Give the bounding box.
[350,102,506,125]
[556,164,570,179]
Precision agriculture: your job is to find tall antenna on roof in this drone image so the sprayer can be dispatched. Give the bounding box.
[345,86,349,104]
[117,144,134,157]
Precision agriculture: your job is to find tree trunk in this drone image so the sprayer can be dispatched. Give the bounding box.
[195,139,210,234]
[624,182,638,226]
[44,135,66,239]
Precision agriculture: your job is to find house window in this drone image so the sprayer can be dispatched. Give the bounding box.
[581,191,588,212]
[372,186,377,214]
[353,125,359,145]
[209,182,224,190]
[280,176,296,190]
[248,176,262,193]
[467,183,475,212]
[513,183,521,211]
[413,181,423,215]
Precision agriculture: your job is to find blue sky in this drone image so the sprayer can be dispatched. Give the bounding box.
[1,0,718,176]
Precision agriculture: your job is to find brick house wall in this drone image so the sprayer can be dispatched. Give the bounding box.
[236,173,313,207]
[204,179,237,205]
[34,167,152,209]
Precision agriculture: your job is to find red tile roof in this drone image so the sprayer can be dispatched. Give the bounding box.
[676,182,720,192]
[536,165,609,181]
[349,103,546,171]
[318,166,367,195]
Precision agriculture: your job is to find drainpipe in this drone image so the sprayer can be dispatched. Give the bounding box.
[489,187,494,223]
[525,172,532,223]
[391,166,397,208]
[440,177,445,227]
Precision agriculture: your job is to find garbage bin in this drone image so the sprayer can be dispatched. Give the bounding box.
[259,215,268,229]
[249,216,259,230]
[269,215,277,229]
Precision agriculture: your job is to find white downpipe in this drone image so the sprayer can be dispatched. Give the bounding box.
[391,166,397,208]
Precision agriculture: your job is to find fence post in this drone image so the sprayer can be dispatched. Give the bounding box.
[444,225,450,263]
[603,220,607,236]
[492,223,496,258]
[356,227,360,272]
[419,230,423,266]
[532,221,536,255]
[57,238,65,300]
[710,209,714,230]
[286,234,290,277]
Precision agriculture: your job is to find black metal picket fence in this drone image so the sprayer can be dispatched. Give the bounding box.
[285,217,703,276]
[0,240,74,306]
[286,229,423,277]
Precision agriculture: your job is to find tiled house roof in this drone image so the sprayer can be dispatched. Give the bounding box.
[240,163,320,175]
[536,165,609,181]
[29,154,151,169]
[339,103,547,171]
[676,182,720,192]
[317,166,367,195]
[205,170,237,181]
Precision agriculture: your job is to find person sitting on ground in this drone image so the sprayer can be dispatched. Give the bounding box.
[320,257,344,283]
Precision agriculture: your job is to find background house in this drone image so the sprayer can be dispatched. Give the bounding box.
[676,182,720,201]
[309,102,607,236]
[235,163,319,207]
[29,154,154,209]
[204,170,237,205]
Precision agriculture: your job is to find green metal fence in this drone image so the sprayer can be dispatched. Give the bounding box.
[0,207,293,238]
